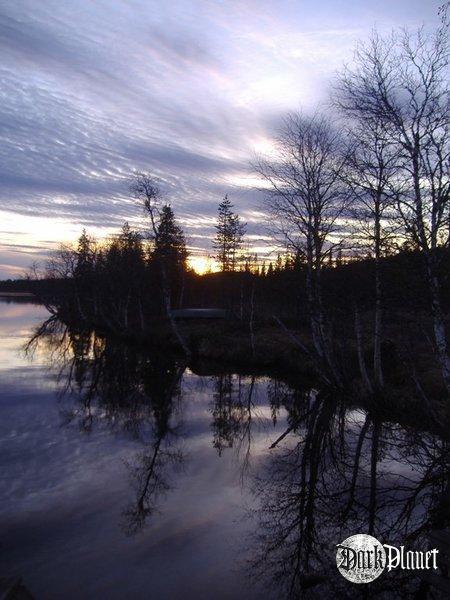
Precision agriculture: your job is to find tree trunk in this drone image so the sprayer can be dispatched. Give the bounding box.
[355,305,373,394]
[138,295,145,332]
[123,292,130,329]
[427,255,450,393]
[373,265,383,388]
[160,263,191,358]
[178,271,185,309]
[373,205,384,389]
[368,420,380,535]
[306,261,324,359]
[249,281,255,357]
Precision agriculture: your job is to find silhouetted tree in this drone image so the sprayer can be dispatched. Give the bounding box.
[154,205,188,309]
[154,206,187,272]
[104,222,146,329]
[255,112,350,385]
[74,229,95,282]
[130,172,190,355]
[213,195,246,272]
[338,118,399,389]
[336,17,450,392]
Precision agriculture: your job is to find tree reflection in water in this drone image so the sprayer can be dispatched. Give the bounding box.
[25,317,185,535]
[211,374,259,482]
[249,385,450,598]
[25,318,450,597]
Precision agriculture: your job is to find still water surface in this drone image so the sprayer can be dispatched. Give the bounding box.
[1,299,449,599]
[0,300,287,599]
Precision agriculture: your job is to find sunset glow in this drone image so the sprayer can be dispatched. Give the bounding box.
[1,3,448,599]
[0,0,438,279]
[188,255,217,275]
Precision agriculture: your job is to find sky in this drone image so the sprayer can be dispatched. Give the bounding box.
[0,0,443,277]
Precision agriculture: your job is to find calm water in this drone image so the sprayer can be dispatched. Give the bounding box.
[1,299,449,599]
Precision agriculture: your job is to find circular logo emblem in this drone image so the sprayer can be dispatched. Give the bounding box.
[336,534,386,583]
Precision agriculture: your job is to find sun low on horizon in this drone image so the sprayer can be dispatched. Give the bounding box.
[1,2,449,600]
[0,0,440,280]
[187,255,217,275]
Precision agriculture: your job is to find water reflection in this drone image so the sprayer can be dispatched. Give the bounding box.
[10,311,450,598]
[26,318,188,535]
[250,394,450,597]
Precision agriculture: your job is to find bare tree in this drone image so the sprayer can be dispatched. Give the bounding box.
[339,118,399,389]
[44,242,90,318]
[45,245,78,280]
[254,112,349,384]
[335,18,450,392]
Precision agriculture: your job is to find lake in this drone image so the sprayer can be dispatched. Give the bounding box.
[1,298,449,599]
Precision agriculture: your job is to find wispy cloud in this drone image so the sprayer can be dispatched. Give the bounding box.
[0,0,441,277]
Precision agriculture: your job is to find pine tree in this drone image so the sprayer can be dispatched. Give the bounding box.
[154,205,187,272]
[213,196,246,272]
[116,222,144,276]
[74,229,95,281]
[275,254,283,273]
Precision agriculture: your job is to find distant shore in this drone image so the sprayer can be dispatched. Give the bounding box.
[0,292,36,297]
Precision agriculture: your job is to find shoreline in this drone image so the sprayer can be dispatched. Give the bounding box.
[53,312,449,435]
[0,292,36,298]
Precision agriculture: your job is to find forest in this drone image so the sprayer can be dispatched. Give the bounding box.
[5,14,450,414]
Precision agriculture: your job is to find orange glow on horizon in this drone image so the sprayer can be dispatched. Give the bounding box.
[188,256,218,275]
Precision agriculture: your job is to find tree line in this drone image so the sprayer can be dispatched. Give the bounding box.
[255,13,450,394]
[28,11,449,400]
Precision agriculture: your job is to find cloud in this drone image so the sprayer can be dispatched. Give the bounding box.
[0,0,442,278]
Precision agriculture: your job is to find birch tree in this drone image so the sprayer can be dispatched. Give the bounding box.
[335,17,450,392]
[254,112,350,384]
[340,119,399,389]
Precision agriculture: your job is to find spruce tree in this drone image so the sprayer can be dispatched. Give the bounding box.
[74,229,95,281]
[154,205,187,272]
[213,195,246,272]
